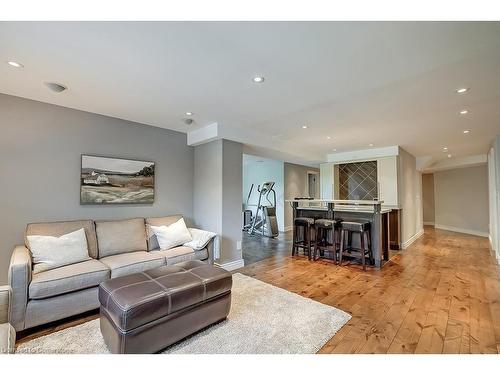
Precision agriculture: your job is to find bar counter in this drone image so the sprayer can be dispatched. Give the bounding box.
[286,199,393,268]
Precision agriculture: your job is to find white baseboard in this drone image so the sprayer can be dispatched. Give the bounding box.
[215,259,245,271]
[284,226,293,232]
[489,236,500,264]
[423,221,435,226]
[434,224,489,238]
[402,228,424,249]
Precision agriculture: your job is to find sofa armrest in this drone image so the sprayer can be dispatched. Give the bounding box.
[8,246,32,331]
[205,237,216,265]
[0,286,11,324]
[0,323,16,354]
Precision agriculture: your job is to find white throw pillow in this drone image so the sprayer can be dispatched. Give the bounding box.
[150,218,192,251]
[184,228,217,250]
[27,228,91,274]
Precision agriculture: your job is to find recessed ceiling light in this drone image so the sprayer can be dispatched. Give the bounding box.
[447,154,452,158]
[7,61,23,68]
[326,136,331,139]
[302,125,308,129]
[463,130,470,134]
[252,76,265,83]
[456,88,469,94]
[369,143,374,147]
[460,110,469,115]
[443,147,448,151]
[333,149,337,152]
[185,112,193,116]
[44,82,67,93]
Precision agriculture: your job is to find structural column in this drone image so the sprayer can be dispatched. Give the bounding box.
[193,139,243,269]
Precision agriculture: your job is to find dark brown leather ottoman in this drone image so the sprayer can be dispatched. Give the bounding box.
[98,260,232,354]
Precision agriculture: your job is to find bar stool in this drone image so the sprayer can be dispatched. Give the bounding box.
[292,217,315,260]
[313,219,341,263]
[339,220,373,271]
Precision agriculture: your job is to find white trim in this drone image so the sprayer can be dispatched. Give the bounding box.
[423,221,435,226]
[401,228,424,249]
[215,258,245,271]
[434,224,489,238]
[187,122,219,146]
[423,154,487,173]
[189,122,323,167]
[491,235,500,264]
[284,225,293,232]
[327,145,399,163]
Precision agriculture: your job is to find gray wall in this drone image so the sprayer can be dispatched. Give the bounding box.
[222,140,243,263]
[0,94,194,283]
[193,139,243,265]
[422,173,435,224]
[434,165,489,236]
[193,141,222,235]
[284,162,320,229]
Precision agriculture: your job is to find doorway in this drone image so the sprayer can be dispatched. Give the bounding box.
[307,171,319,198]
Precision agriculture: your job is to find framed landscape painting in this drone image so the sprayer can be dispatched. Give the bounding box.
[80,155,155,204]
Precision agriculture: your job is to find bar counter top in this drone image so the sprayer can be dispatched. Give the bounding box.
[285,199,384,205]
[294,206,393,214]
[285,199,395,213]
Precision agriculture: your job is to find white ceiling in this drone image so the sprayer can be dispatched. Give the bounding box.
[1,21,500,165]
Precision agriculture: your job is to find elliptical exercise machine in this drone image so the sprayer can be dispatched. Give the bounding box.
[243,182,279,238]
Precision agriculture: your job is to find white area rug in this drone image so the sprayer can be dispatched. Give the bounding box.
[16,273,350,354]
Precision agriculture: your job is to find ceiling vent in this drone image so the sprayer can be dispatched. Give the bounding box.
[44,82,67,93]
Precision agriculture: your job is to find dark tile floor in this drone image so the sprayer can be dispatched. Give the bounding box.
[242,231,293,265]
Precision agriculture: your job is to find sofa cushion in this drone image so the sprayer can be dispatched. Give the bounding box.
[29,259,110,300]
[149,218,192,251]
[99,251,166,278]
[25,220,98,259]
[154,246,194,265]
[145,215,182,250]
[27,228,91,274]
[96,218,147,258]
[159,246,209,265]
[161,246,194,258]
[184,228,216,250]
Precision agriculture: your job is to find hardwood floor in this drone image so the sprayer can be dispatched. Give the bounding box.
[240,227,500,353]
[17,227,500,354]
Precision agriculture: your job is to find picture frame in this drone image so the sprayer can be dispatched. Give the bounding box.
[80,154,155,205]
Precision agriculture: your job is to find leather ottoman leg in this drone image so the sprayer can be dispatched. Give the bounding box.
[100,307,125,354]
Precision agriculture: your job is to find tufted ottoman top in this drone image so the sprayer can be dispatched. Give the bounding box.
[99,260,232,332]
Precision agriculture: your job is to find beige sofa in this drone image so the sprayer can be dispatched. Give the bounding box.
[8,215,215,332]
[0,286,15,354]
